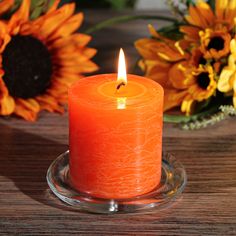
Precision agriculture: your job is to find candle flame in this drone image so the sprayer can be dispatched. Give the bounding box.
[117,48,127,85]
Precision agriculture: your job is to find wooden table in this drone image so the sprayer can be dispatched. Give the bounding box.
[0,10,236,236]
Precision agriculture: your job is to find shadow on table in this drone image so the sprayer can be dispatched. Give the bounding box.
[0,122,83,213]
[0,121,184,216]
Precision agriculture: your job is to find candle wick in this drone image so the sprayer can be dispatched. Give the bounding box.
[116,81,126,91]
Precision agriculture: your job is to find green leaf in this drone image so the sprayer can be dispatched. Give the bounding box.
[106,0,128,10]
[85,15,178,34]
[164,105,220,123]
[30,0,55,20]
[193,98,212,114]
[158,23,184,40]
[1,0,56,20]
[73,0,136,9]
[186,0,195,6]
[207,0,215,11]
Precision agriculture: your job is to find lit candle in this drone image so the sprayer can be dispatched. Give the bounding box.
[68,49,164,199]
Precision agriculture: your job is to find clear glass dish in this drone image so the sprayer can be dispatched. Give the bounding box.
[47,150,187,214]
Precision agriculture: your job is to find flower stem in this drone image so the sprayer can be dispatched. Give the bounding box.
[85,15,178,34]
[164,105,220,123]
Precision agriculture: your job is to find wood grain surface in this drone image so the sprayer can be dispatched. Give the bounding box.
[0,10,236,236]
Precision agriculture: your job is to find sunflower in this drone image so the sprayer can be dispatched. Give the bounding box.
[0,0,98,121]
[218,38,236,107]
[180,0,236,43]
[181,65,217,102]
[168,63,217,115]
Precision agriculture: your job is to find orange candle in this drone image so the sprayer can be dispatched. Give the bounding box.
[68,49,164,199]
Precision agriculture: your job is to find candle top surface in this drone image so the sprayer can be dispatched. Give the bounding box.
[69,74,163,110]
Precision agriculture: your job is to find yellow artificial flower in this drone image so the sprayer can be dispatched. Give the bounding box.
[218,39,236,107]
[0,0,98,121]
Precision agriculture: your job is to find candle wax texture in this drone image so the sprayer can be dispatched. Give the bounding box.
[69,74,164,199]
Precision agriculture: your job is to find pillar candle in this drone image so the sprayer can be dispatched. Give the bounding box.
[68,51,163,199]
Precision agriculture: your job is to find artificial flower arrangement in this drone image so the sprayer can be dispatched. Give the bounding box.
[0,0,97,121]
[135,0,236,129]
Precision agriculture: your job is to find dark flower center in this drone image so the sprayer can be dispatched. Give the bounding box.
[197,72,210,89]
[2,35,52,99]
[207,36,225,51]
[199,56,207,65]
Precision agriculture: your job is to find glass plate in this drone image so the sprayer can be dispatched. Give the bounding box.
[47,151,187,214]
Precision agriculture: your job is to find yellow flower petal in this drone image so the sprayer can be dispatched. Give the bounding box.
[230,39,236,59]
[218,68,234,92]
[233,92,236,108]
[233,73,236,92]
[181,99,196,116]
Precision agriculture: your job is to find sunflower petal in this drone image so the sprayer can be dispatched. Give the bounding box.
[186,5,207,28]
[148,24,174,44]
[14,102,37,121]
[8,0,30,35]
[0,0,14,16]
[59,60,98,74]
[36,95,64,113]
[216,0,228,20]
[135,38,161,60]
[0,95,15,115]
[16,98,40,113]
[225,0,236,28]
[180,26,200,41]
[36,3,75,39]
[49,12,83,40]
[164,89,188,111]
[195,0,215,26]
[47,0,60,13]
[168,62,189,89]
[0,22,10,53]
[49,33,91,50]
